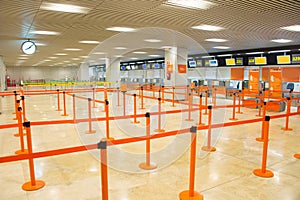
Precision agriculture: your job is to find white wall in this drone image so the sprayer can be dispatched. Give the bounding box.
[6,66,79,81]
[0,56,6,91]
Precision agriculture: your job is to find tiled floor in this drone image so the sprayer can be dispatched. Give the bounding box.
[0,89,299,200]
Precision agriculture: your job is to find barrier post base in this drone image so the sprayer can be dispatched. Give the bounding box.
[281,127,293,131]
[255,137,264,142]
[101,137,114,141]
[85,130,96,134]
[154,129,165,133]
[15,149,28,155]
[61,114,69,116]
[179,190,203,200]
[236,111,243,114]
[197,123,205,126]
[131,121,140,124]
[185,119,194,122]
[294,154,300,159]
[139,162,157,170]
[201,146,216,152]
[229,118,238,121]
[140,107,146,110]
[22,180,45,191]
[56,109,62,111]
[253,169,274,178]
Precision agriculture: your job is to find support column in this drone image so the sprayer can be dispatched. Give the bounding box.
[78,62,89,81]
[0,56,6,92]
[105,58,120,87]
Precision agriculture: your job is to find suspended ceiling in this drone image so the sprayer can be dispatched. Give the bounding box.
[0,0,300,67]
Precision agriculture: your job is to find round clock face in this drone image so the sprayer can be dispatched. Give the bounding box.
[21,41,37,55]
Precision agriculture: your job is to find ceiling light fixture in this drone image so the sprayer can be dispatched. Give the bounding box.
[192,25,224,31]
[144,39,162,43]
[166,0,215,10]
[133,51,147,54]
[246,52,264,55]
[280,25,300,32]
[35,42,46,46]
[79,40,100,44]
[149,55,161,57]
[55,53,68,56]
[213,46,230,49]
[268,50,291,54]
[114,47,127,50]
[40,2,90,14]
[130,58,138,60]
[217,54,232,57]
[30,30,60,35]
[64,48,81,51]
[201,55,214,58]
[205,38,228,42]
[106,27,136,32]
[93,52,106,55]
[271,39,292,43]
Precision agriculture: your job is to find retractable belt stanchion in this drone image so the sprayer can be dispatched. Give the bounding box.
[186,93,194,121]
[14,100,23,137]
[72,94,77,124]
[171,87,176,107]
[117,87,121,107]
[98,140,109,200]
[13,91,18,117]
[179,126,204,200]
[92,88,97,108]
[236,90,243,114]
[154,98,165,133]
[201,105,216,152]
[139,113,157,170]
[85,98,96,134]
[213,87,217,107]
[256,91,263,117]
[281,97,293,131]
[15,107,28,155]
[102,88,108,112]
[22,121,45,191]
[104,100,114,140]
[197,94,205,126]
[21,96,27,122]
[294,153,300,159]
[56,89,62,111]
[256,102,267,142]
[253,116,274,178]
[204,91,208,115]
[186,85,189,101]
[140,86,145,110]
[132,94,140,124]
[229,93,238,121]
[13,99,20,121]
[122,91,126,116]
[61,91,68,116]
[162,86,165,103]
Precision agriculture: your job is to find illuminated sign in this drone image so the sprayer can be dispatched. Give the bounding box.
[292,54,300,64]
[277,55,291,64]
[226,58,235,66]
[236,57,243,65]
[255,57,267,65]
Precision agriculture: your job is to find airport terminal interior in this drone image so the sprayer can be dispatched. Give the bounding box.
[0,0,300,200]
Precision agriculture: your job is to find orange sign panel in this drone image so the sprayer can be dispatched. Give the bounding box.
[178,64,187,74]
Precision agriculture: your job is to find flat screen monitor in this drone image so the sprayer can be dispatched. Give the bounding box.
[161,63,165,68]
[126,65,131,70]
[120,66,126,71]
[188,60,196,68]
[154,63,160,68]
[142,64,147,70]
[209,60,218,67]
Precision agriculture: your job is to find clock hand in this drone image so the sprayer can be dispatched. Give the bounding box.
[25,45,33,50]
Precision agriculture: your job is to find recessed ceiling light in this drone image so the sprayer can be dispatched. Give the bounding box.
[106,27,136,32]
[30,30,60,35]
[19,54,29,57]
[130,58,138,60]
[93,52,106,55]
[205,38,228,42]
[79,40,100,44]
[64,48,81,51]
[35,42,46,46]
[114,47,127,50]
[144,39,162,43]
[18,57,28,60]
[55,53,67,56]
[48,56,58,59]
[98,58,107,60]
[213,46,230,49]
[246,52,264,55]
[161,46,175,49]
[281,25,300,32]
[217,54,232,57]
[114,55,124,58]
[149,54,161,57]
[64,61,70,63]
[271,39,292,43]
[192,25,224,31]
[133,51,147,54]
[201,56,215,58]
[40,2,90,14]
[268,50,291,54]
[166,0,215,10]
[43,59,51,62]
[80,56,89,58]
[72,58,80,60]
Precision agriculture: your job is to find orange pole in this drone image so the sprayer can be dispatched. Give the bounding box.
[13,90,17,116]
[201,106,216,152]
[61,91,68,116]
[229,93,238,120]
[154,98,165,132]
[15,107,28,155]
[56,89,62,111]
[281,97,293,131]
[21,96,27,122]
[186,93,194,121]
[123,91,126,116]
[98,140,109,200]
[186,85,189,101]
[172,87,176,107]
[117,87,120,107]
[139,113,157,170]
[133,94,140,124]
[197,94,205,126]
[13,101,22,137]
[105,100,113,140]
[204,91,208,115]
[102,88,108,112]
[85,98,96,134]
[92,88,97,108]
[213,88,217,106]
[72,94,77,123]
[236,90,243,114]
[256,102,267,142]
[140,86,145,110]
[152,85,155,98]
[256,91,263,117]
[162,86,165,103]
[13,99,20,121]
[179,126,203,200]
[22,121,45,191]
[253,116,274,178]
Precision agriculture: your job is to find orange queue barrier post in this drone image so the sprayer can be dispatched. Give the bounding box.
[72,94,77,124]
[104,100,114,140]
[154,98,165,133]
[294,153,300,159]
[179,126,204,200]
[281,97,293,131]
[139,112,157,170]
[20,96,27,122]
[14,100,23,137]
[13,90,17,116]
[186,85,189,101]
[98,140,109,200]
[132,94,140,124]
[161,86,165,103]
[122,91,126,116]
[229,93,238,121]
[212,87,217,107]
[152,85,155,98]
[56,89,62,111]
[117,87,121,107]
[102,88,108,112]
[85,98,96,134]
[22,121,45,191]
[253,116,274,178]
[92,88,97,108]
[15,107,28,155]
[203,91,208,115]
[201,105,216,152]
[186,93,194,122]
[171,87,176,107]
[256,102,267,142]
[13,98,20,120]
[140,86,145,110]
[61,91,68,116]
[236,90,243,114]
[197,94,205,126]
[256,91,263,117]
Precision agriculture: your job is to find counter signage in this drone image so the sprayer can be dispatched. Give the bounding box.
[248,57,255,65]
[204,59,210,67]
[236,57,243,65]
[292,54,300,64]
[196,59,203,67]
